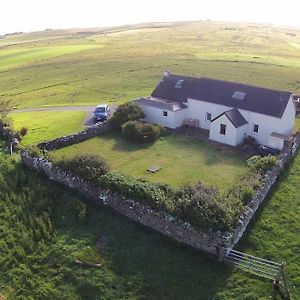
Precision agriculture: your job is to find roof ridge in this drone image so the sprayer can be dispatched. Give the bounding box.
[169,73,291,94]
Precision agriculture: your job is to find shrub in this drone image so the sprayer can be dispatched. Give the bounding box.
[19,126,28,137]
[241,186,255,204]
[110,102,145,129]
[247,155,277,172]
[97,172,175,211]
[175,183,238,231]
[57,154,110,183]
[122,121,165,143]
[224,169,261,205]
[26,145,46,157]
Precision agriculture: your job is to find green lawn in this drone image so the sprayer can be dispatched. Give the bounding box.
[10,111,86,145]
[52,132,248,190]
[294,116,300,132]
[1,22,300,108]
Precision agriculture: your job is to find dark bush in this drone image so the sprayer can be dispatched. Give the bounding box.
[243,136,258,147]
[110,102,145,129]
[57,154,110,183]
[19,126,28,137]
[122,121,165,143]
[175,183,238,231]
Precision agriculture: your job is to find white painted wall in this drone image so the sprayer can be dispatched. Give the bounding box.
[140,105,188,129]
[187,99,231,130]
[209,114,238,146]
[138,95,296,150]
[239,96,296,149]
[236,123,249,145]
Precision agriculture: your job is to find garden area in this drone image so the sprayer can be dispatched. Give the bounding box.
[52,132,248,190]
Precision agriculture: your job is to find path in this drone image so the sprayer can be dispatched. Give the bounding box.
[13,105,118,126]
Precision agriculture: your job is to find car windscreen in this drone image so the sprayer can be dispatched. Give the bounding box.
[95,107,105,113]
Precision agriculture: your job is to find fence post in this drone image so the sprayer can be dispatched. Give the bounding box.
[280,263,291,300]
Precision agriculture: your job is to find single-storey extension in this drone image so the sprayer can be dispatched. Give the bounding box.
[134,71,296,150]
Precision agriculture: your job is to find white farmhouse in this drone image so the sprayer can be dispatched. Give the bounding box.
[134,71,296,150]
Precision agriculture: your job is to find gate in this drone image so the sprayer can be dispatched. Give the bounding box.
[224,248,291,299]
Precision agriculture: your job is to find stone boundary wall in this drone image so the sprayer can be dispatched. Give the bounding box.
[37,122,111,151]
[18,123,300,258]
[20,150,226,256]
[0,121,20,148]
[224,133,300,251]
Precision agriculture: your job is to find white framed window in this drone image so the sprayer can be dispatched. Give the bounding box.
[163,110,168,117]
[206,112,212,122]
[253,124,259,133]
[175,79,184,88]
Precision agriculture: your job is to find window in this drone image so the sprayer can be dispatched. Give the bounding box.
[163,110,168,117]
[232,91,246,100]
[220,124,226,135]
[253,124,259,133]
[206,113,212,122]
[175,79,184,88]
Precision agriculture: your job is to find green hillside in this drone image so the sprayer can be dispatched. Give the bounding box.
[0,21,299,299]
[1,21,300,108]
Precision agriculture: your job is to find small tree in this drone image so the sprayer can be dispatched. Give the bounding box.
[0,99,13,120]
[110,102,145,129]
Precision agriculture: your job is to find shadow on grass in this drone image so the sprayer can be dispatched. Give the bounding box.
[94,131,158,152]
[69,203,235,300]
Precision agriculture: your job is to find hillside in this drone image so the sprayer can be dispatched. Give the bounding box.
[0,21,300,108]
[0,21,299,299]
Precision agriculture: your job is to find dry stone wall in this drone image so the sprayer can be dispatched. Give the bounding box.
[18,124,300,259]
[20,150,226,255]
[38,122,111,150]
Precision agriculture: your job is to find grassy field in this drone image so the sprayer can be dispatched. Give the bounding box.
[0,148,299,300]
[0,21,300,108]
[52,132,248,190]
[10,111,86,145]
[1,21,300,299]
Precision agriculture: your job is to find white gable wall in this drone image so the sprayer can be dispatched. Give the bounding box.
[239,96,295,148]
[209,114,238,146]
[279,96,296,134]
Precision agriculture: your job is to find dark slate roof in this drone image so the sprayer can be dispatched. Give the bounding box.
[151,74,292,118]
[211,108,248,128]
[133,97,186,112]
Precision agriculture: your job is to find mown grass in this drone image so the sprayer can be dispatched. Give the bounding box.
[0,21,300,108]
[10,111,86,145]
[0,148,299,299]
[294,116,300,132]
[52,132,248,190]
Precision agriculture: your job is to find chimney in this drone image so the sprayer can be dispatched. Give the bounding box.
[162,70,171,78]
